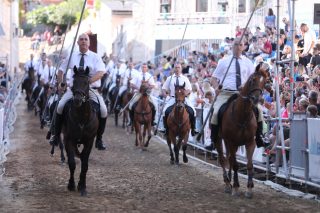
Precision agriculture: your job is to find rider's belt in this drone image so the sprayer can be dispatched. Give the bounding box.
[171,96,175,98]
[91,87,100,90]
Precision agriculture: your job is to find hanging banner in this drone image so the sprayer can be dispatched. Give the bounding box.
[307,118,320,182]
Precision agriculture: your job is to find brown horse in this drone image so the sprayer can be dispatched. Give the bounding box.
[166,83,190,165]
[22,67,36,110]
[133,81,152,150]
[215,64,268,198]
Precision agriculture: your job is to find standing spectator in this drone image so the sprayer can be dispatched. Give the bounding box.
[310,47,320,71]
[300,23,316,67]
[282,17,290,35]
[264,8,276,30]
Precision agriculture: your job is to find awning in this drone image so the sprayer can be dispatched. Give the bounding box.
[0,22,5,36]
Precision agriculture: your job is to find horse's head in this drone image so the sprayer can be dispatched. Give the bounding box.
[241,63,268,104]
[174,82,186,108]
[72,66,90,107]
[139,80,149,95]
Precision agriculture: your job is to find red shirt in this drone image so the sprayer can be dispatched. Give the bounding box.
[263,41,272,54]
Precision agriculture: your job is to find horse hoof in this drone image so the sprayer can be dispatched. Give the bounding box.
[183,156,188,163]
[170,160,174,165]
[224,185,232,194]
[245,191,253,199]
[80,189,87,196]
[232,190,240,197]
[68,182,75,191]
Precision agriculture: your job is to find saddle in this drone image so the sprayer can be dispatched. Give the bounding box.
[63,99,100,119]
[218,94,239,127]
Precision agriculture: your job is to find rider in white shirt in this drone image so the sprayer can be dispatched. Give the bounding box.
[128,63,157,126]
[161,62,198,136]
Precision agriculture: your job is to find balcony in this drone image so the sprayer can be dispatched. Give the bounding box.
[157,12,230,25]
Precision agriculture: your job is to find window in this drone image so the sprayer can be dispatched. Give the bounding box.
[160,0,171,13]
[238,0,246,13]
[196,0,208,12]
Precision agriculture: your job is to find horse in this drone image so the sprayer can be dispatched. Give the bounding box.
[21,67,36,110]
[61,66,99,196]
[215,64,268,198]
[166,82,190,165]
[133,81,152,150]
[108,74,121,126]
[120,79,134,130]
[37,83,51,129]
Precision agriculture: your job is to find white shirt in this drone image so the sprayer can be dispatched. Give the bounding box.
[132,71,155,90]
[162,74,192,97]
[40,66,56,84]
[24,59,37,71]
[105,59,115,74]
[37,61,49,79]
[302,29,316,55]
[59,50,106,88]
[213,55,254,91]
[123,68,139,86]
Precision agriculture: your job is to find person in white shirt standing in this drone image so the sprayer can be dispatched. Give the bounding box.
[49,33,108,150]
[128,63,157,126]
[161,62,198,136]
[205,38,268,151]
[300,23,316,67]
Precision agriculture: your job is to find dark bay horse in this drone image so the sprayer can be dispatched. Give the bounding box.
[109,74,121,126]
[166,83,190,165]
[133,81,152,150]
[62,66,99,196]
[120,79,134,130]
[21,67,36,110]
[216,64,268,198]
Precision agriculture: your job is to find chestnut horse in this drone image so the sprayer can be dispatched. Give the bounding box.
[216,64,268,198]
[133,81,152,150]
[166,83,190,165]
[62,66,99,196]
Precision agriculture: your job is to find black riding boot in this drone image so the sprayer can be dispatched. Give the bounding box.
[162,115,168,136]
[256,121,268,148]
[49,113,63,146]
[150,104,156,126]
[205,124,219,151]
[96,117,107,150]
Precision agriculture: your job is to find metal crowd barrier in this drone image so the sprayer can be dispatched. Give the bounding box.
[0,75,22,178]
[153,97,320,189]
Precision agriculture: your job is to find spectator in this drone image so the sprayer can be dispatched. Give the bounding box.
[300,23,316,67]
[310,47,320,71]
[308,90,320,115]
[264,8,276,30]
[259,34,272,58]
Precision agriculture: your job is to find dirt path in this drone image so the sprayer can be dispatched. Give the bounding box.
[0,96,319,213]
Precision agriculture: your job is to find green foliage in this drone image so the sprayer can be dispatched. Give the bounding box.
[26,0,89,27]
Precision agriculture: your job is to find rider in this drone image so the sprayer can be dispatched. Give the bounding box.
[161,62,198,136]
[205,38,268,151]
[108,59,127,110]
[117,61,139,108]
[24,54,36,73]
[49,33,108,150]
[128,63,157,126]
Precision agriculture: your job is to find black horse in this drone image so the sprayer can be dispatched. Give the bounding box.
[62,66,99,196]
[108,74,121,126]
[21,67,36,110]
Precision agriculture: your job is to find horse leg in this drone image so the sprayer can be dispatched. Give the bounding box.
[115,111,118,126]
[66,145,76,191]
[50,144,55,156]
[122,110,126,129]
[144,124,152,147]
[166,136,174,164]
[134,123,139,146]
[78,141,93,196]
[142,124,147,150]
[173,139,180,165]
[216,138,231,193]
[229,146,240,197]
[59,141,65,164]
[182,134,188,163]
[245,141,255,199]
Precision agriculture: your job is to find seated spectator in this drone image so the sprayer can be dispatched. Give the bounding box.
[259,34,272,59]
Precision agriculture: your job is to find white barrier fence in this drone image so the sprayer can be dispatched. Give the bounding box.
[154,97,320,188]
[0,76,21,179]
